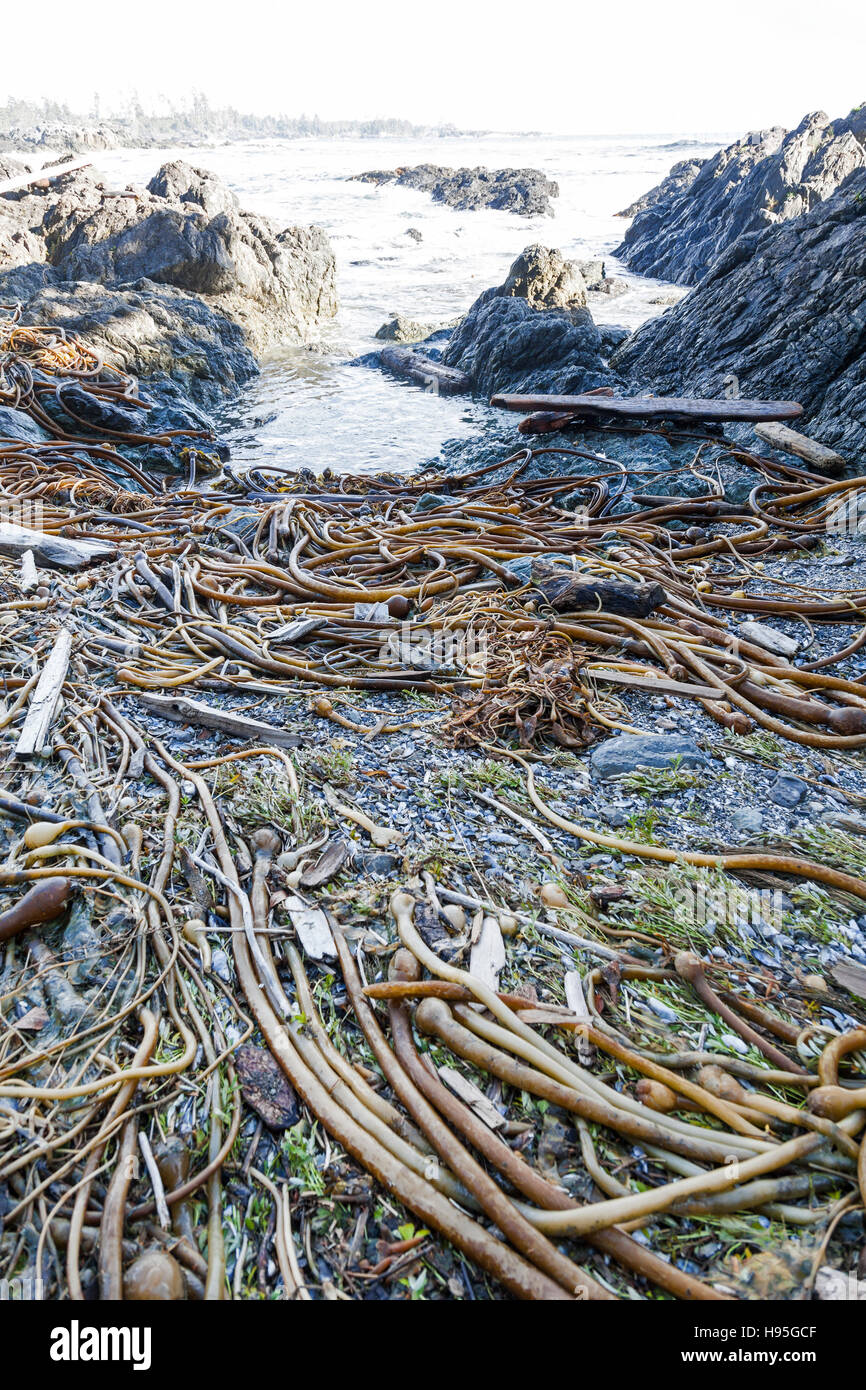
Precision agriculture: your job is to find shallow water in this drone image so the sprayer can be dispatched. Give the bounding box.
[90,132,729,473]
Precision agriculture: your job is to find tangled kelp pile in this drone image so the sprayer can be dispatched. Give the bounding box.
[1,307,866,1301]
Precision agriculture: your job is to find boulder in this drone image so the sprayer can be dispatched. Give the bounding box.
[352,164,559,217]
[616,105,866,285]
[499,244,587,309]
[589,733,707,780]
[612,169,866,459]
[441,245,611,396]
[443,294,610,398]
[374,314,443,343]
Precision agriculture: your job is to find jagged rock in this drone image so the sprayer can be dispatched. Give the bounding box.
[499,244,587,309]
[443,294,609,398]
[0,161,338,444]
[441,245,610,396]
[590,733,706,780]
[616,105,866,285]
[0,201,45,271]
[612,169,866,459]
[26,161,337,354]
[617,158,704,219]
[352,164,558,216]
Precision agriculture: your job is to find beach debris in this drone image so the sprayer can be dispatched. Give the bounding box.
[1,307,865,1305]
[282,893,335,961]
[437,1066,507,1130]
[0,522,115,569]
[754,421,847,474]
[0,877,71,943]
[236,1044,300,1130]
[135,693,305,747]
[15,628,73,758]
[491,390,804,423]
[378,345,471,394]
[322,784,404,847]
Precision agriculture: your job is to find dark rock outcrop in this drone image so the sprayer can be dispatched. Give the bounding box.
[616,106,866,285]
[13,280,259,414]
[612,170,866,459]
[352,164,558,217]
[442,246,610,397]
[617,158,704,219]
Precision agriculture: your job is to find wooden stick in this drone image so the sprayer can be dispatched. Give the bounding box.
[16,629,73,759]
[491,393,804,423]
[754,422,846,474]
[0,157,92,196]
[0,523,115,571]
[134,694,305,748]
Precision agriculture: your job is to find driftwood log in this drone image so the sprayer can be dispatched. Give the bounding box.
[0,524,116,571]
[491,393,804,423]
[379,347,471,395]
[0,157,92,196]
[753,422,846,473]
[135,693,305,747]
[15,629,72,758]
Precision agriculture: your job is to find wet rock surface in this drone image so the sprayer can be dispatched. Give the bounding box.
[612,169,866,459]
[352,163,559,216]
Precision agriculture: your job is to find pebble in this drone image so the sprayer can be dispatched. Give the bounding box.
[769,773,808,808]
[731,806,764,834]
[590,732,706,780]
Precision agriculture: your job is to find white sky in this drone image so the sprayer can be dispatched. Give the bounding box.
[3,0,864,135]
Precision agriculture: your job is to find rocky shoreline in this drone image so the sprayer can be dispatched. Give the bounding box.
[1,111,866,1305]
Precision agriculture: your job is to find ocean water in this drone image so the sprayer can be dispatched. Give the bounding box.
[88,132,729,474]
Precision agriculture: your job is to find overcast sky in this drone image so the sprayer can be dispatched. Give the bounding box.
[3,0,864,135]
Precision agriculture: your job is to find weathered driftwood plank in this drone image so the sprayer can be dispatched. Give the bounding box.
[16,629,73,758]
[584,667,718,699]
[438,1066,507,1130]
[469,914,506,992]
[491,392,804,423]
[135,694,304,747]
[753,422,846,473]
[379,346,471,395]
[0,157,92,196]
[0,523,115,571]
[19,550,39,593]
